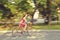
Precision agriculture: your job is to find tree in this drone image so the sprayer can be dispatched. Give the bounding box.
[33,0,60,25]
[17,0,34,13]
[0,0,15,19]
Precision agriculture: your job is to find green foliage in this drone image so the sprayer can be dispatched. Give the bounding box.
[17,0,33,12]
[34,0,47,8]
[50,0,59,15]
[0,0,60,21]
[0,10,3,19]
[0,0,8,4]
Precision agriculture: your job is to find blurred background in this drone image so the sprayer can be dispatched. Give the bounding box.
[0,0,60,30]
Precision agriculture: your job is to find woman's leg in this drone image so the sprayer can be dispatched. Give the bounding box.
[20,26,26,34]
[23,24,27,31]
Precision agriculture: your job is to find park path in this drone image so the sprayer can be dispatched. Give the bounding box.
[0,30,60,40]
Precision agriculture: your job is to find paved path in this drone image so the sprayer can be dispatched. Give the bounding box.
[0,30,60,40]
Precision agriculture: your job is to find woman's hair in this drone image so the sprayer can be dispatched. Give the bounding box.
[21,14,25,20]
[20,13,27,20]
[23,14,26,17]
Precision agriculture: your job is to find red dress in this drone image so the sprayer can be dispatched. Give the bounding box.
[19,18,26,28]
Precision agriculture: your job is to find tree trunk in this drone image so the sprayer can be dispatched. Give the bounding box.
[33,0,51,25]
[46,0,51,25]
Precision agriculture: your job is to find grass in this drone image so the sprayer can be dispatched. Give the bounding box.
[0,24,60,31]
[32,24,60,30]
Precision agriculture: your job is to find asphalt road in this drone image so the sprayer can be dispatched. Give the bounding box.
[0,30,60,40]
